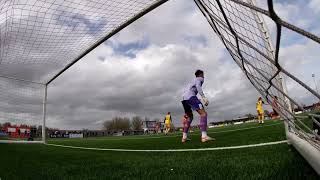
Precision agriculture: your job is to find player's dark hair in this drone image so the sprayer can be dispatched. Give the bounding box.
[195,69,203,77]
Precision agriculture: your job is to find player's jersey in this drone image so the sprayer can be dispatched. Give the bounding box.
[256,99,263,111]
[182,77,205,100]
[165,114,171,124]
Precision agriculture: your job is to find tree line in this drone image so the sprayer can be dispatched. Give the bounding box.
[103,116,159,131]
[0,116,165,133]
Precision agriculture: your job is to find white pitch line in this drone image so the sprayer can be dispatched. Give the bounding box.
[0,140,43,144]
[50,122,283,142]
[46,140,288,152]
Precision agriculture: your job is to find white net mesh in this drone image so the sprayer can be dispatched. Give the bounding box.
[0,0,163,83]
[0,77,44,141]
[0,0,166,142]
[194,0,320,150]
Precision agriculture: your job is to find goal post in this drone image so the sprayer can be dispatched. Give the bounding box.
[0,76,46,144]
[0,0,318,174]
[286,126,320,174]
[42,85,48,144]
[0,0,170,144]
[194,0,320,174]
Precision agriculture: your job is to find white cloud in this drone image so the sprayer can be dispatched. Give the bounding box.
[1,0,319,130]
[308,0,320,13]
[31,0,320,129]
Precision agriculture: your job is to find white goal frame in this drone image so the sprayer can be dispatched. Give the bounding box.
[250,1,320,174]
[0,81,47,144]
[194,0,320,175]
[0,0,319,176]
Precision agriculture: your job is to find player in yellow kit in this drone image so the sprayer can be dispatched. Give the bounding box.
[164,112,172,135]
[256,97,265,124]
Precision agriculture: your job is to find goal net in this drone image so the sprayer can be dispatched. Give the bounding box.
[0,0,319,175]
[0,77,45,143]
[0,0,167,143]
[194,0,320,174]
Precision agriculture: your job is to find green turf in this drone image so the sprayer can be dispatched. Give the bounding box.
[0,120,318,180]
[294,110,319,132]
[48,120,286,150]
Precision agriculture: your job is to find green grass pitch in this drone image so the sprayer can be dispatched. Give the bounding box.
[0,120,318,179]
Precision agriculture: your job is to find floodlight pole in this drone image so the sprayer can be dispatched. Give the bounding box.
[42,84,48,144]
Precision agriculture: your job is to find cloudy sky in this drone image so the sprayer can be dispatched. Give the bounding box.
[1,0,320,130]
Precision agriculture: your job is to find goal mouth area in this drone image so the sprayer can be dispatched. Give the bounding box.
[45,140,288,152]
[0,0,319,176]
[43,121,285,150]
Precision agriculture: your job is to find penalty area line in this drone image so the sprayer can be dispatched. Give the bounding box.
[45,140,288,152]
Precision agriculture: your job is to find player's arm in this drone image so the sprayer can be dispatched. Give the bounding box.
[196,78,209,106]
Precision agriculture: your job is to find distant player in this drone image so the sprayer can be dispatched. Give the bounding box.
[164,112,172,135]
[271,96,280,119]
[181,69,214,143]
[256,97,265,124]
[155,122,160,134]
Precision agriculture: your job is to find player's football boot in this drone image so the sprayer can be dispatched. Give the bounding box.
[201,136,215,143]
[181,138,191,143]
